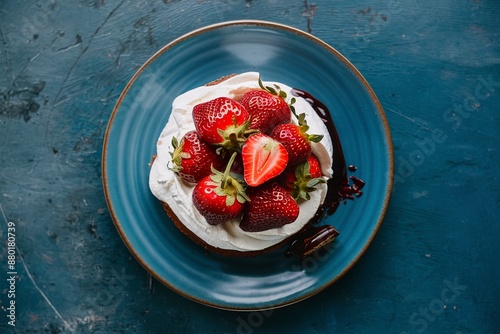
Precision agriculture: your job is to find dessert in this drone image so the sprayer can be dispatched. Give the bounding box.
[149,72,362,257]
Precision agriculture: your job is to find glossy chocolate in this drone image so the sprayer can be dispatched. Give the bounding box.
[287,89,366,258]
[286,225,339,259]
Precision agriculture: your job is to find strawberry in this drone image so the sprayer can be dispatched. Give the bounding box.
[305,153,323,179]
[192,97,252,150]
[240,90,291,134]
[241,133,288,187]
[282,154,326,201]
[169,130,225,183]
[239,181,299,232]
[192,152,249,225]
[269,113,323,165]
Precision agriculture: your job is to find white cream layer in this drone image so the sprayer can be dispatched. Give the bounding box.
[149,72,333,252]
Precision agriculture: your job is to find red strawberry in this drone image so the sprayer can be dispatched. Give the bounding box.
[169,130,225,183]
[282,154,326,201]
[240,90,291,134]
[192,97,252,150]
[305,154,323,179]
[269,113,323,165]
[241,133,288,187]
[192,153,249,225]
[239,182,299,232]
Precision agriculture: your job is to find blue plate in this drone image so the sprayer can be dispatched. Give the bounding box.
[102,20,393,310]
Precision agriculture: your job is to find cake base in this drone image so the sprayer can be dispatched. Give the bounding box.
[161,201,308,257]
[151,73,325,257]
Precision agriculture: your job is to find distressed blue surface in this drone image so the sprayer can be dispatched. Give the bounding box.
[0,0,499,333]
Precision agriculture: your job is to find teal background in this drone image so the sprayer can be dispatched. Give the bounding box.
[1,1,499,333]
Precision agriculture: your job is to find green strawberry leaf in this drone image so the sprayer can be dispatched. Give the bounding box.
[307,134,324,142]
[291,161,326,201]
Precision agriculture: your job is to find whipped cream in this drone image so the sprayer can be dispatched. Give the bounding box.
[149,72,333,252]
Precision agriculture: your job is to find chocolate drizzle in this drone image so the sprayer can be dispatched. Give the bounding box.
[286,89,365,258]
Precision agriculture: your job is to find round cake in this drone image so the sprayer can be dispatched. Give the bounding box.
[149,72,335,256]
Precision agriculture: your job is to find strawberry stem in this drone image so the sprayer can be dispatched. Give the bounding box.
[221,152,251,203]
[291,161,326,201]
[217,118,251,151]
[221,151,238,189]
[258,76,288,99]
[296,113,324,143]
[169,136,188,172]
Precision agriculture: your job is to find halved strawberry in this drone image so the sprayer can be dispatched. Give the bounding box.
[239,181,299,232]
[282,154,326,201]
[269,113,323,165]
[192,152,249,225]
[169,130,225,183]
[192,97,252,150]
[240,90,291,134]
[241,133,288,187]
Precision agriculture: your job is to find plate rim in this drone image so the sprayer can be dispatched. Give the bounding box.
[102,19,394,311]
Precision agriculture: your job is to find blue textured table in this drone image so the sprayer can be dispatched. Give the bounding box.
[1,1,499,333]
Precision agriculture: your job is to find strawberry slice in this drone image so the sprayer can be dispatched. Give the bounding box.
[239,181,299,232]
[241,133,288,187]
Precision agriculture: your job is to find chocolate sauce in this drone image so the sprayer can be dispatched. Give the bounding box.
[291,88,365,216]
[286,89,365,258]
[285,225,339,258]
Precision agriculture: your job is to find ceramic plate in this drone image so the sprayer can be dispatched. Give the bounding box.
[102,20,393,310]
